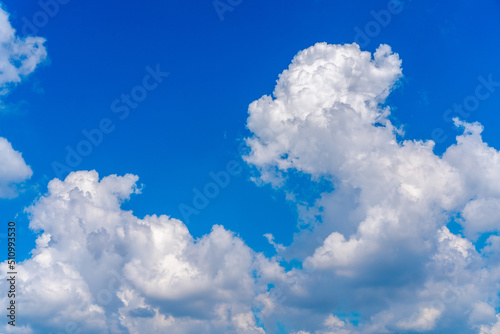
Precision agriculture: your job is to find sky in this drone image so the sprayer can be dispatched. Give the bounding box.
[1,0,500,333]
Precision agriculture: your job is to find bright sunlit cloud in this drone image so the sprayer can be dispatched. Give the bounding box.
[1,1,500,333]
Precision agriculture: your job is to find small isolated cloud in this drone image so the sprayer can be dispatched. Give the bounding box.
[0,137,32,198]
[0,4,47,96]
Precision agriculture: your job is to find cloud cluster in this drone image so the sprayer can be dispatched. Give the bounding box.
[2,42,500,333]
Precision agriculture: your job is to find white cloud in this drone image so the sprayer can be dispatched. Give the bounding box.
[461,197,500,240]
[1,170,269,334]
[0,137,32,198]
[0,4,46,95]
[397,307,442,331]
[243,42,500,332]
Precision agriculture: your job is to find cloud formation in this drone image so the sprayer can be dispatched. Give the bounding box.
[0,137,32,198]
[243,42,500,333]
[2,42,500,333]
[2,171,272,333]
[0,4,46,95]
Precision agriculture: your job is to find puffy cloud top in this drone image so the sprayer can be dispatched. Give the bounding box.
[245,43,402,180]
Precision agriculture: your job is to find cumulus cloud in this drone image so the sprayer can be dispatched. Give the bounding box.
[243,42,500,332]
[1,171,271,333]
[0,137,32,198]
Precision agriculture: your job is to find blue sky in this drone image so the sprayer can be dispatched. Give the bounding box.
[1,0,500,333]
